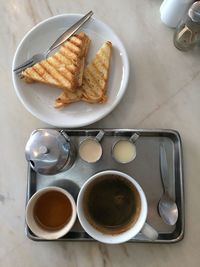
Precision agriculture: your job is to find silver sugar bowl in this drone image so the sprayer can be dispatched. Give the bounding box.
[25,129,76,175]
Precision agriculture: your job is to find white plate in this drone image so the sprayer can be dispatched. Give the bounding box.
[12,14,129,128]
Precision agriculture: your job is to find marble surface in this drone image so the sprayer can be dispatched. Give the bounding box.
[0,0,200,266]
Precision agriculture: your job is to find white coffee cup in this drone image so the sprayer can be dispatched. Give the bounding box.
[26,186,76,240]
[77,170,158,244]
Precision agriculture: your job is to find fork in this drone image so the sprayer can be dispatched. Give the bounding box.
[13,11,93,74]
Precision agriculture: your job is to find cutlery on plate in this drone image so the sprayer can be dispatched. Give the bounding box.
[158,143,178,225]
[13,10,93,74]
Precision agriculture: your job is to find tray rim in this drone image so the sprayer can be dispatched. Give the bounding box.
[25,128,184,243]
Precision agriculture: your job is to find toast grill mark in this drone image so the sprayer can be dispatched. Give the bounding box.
[44,60,73,88]
[47,57,75,85]
[58,51,78,72]
[35,61,62,87]
[21,32,90,91]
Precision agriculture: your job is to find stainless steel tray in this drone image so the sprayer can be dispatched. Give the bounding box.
[25,128,184,243]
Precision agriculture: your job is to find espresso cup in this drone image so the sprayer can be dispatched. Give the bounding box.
[77,170,158,244]
[26,186,76,240]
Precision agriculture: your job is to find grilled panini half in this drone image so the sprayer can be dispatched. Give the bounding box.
[21,32,91,92]
[54,41,112,108]
[81,41,112,103]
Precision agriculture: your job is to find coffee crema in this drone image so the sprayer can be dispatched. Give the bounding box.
[33,191,72,231]
[83,175,141,235]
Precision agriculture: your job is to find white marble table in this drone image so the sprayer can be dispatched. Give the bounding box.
[1,0,200,266]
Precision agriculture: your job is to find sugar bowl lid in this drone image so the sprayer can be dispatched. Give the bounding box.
[25,129,71,174]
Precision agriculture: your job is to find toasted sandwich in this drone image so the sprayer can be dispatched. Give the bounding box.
[54,41,112,108]
[21,32,91,92]
[81,41,112,103]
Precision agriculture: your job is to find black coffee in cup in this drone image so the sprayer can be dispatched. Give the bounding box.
[83,174,141,234]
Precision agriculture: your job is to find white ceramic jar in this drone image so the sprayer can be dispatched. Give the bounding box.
[160,0,194,28]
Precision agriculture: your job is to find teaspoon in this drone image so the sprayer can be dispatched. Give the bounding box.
[158,144,178,225]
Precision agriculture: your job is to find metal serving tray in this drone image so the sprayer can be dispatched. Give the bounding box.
[25,128,184,243]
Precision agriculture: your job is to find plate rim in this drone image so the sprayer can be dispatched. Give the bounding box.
[12,13,130,127]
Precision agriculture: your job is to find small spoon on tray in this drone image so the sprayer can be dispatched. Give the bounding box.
[158,144,178,225]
